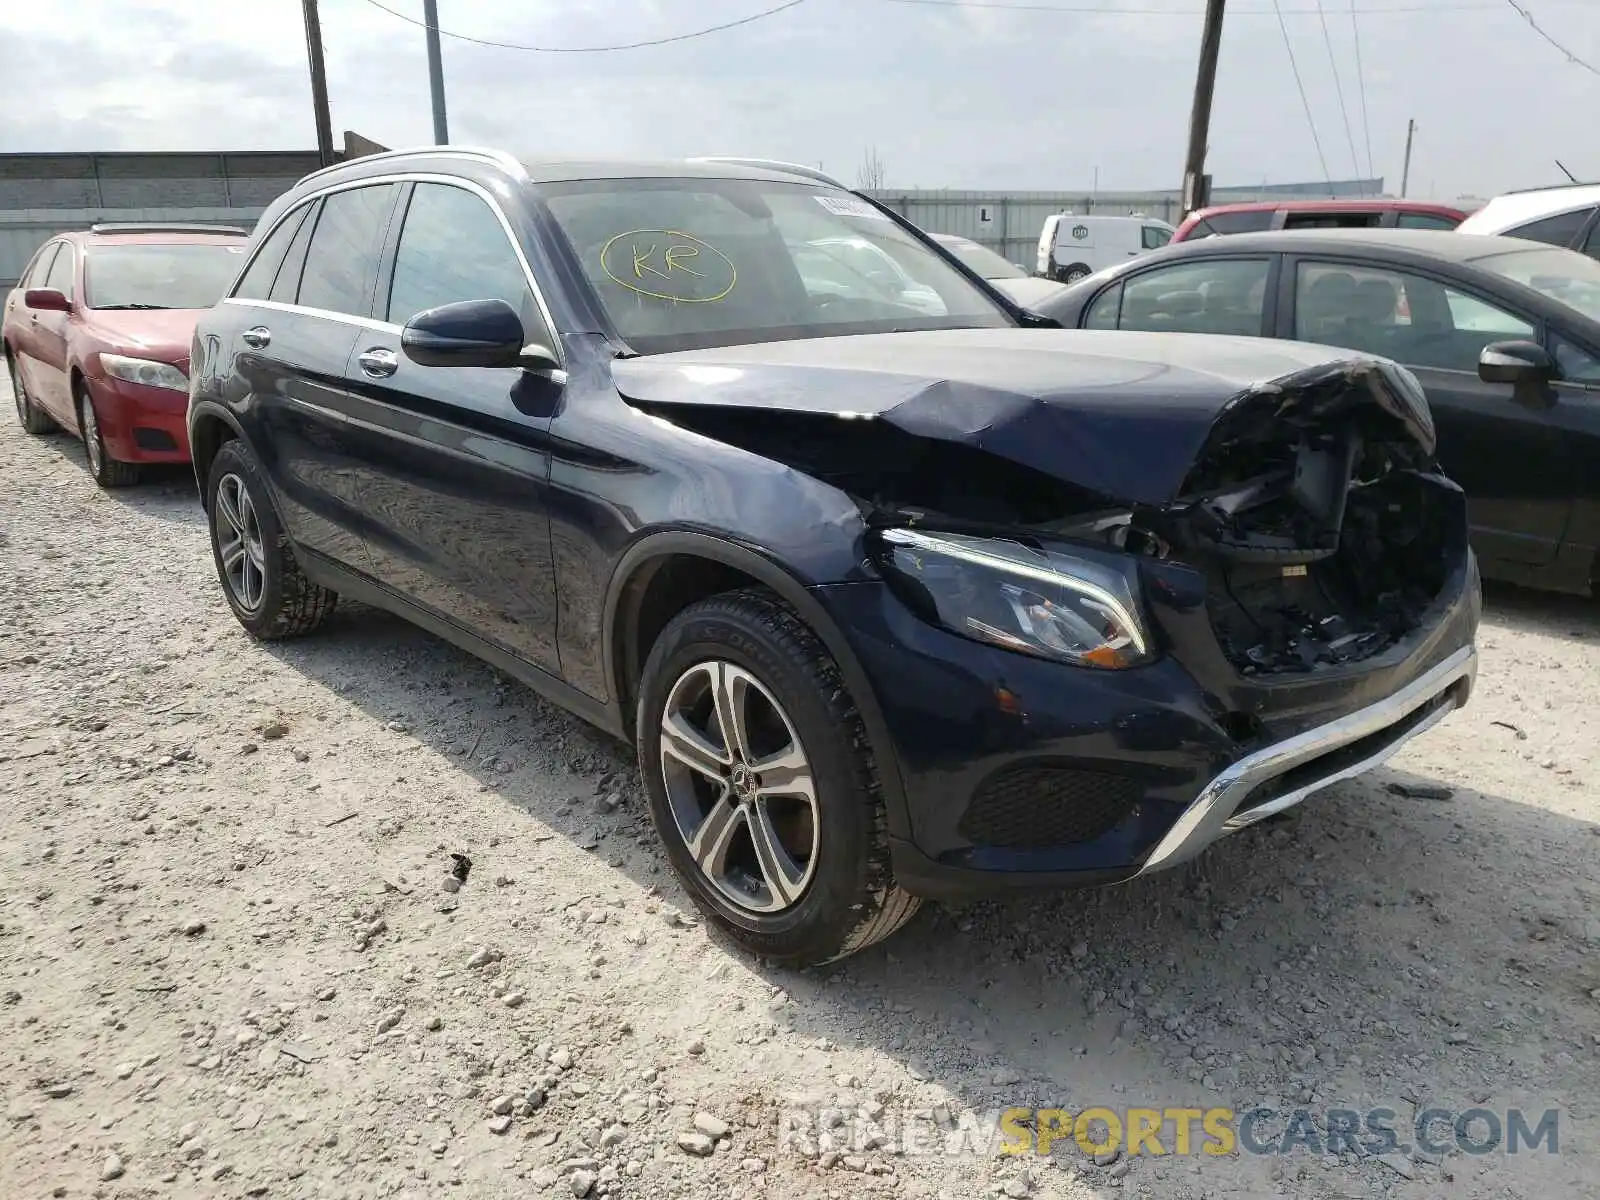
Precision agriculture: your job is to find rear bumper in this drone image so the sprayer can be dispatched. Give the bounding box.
[86,376,191,462]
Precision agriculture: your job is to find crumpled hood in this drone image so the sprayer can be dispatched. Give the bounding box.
[612,328,1434,508]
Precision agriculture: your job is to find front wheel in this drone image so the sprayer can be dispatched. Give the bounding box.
[636,589,920,966]
[77,384,139,487]
[206,439,337,639]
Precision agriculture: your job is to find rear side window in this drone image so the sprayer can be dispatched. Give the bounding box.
[270,202,320,305]
[1503,206,1595,248]
[44,244,75,297]
[1395,212,1462,231]
[233,205,309,300]
[1190,210,1274,238]
[296,184,398,317]
[386,183,534,325]
[24,243,61,288]
[1115,259,1270,337]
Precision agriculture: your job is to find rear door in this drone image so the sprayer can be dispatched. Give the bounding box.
[340,179,562,676]
[1281,255,1572,567]
[221,182,401,571]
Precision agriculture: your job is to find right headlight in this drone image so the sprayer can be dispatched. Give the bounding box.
[872,527,1153,670]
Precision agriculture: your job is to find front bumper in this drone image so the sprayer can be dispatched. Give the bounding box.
[86,375,191,463]
[812,553,1479,902]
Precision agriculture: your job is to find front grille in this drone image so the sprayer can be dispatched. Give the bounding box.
[959,766,1143,848]
[133,427,178,451]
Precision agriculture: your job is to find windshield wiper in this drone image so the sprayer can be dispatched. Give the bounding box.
[94,303,172,310]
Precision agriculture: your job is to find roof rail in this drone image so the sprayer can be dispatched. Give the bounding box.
[295,145,527,186]
[688,157,848,189]
[88,222,249,236]
[1500,180,1600,196]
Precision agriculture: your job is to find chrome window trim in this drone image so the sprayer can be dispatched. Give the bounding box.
[222,295,400,334]
[226,167,563,367]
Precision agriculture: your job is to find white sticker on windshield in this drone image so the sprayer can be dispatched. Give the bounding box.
[814,195,889,221]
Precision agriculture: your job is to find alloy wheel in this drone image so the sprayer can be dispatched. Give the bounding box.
[214,473,268,612]
[659,659,820,915]
[81,396,104,475]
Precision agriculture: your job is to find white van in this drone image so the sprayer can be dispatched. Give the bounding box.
[1036,214,1177,282]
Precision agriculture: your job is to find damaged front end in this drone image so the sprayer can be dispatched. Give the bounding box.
[1129,358,1466,676]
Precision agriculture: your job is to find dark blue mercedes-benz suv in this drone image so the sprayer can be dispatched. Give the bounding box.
[188,148,1480,965]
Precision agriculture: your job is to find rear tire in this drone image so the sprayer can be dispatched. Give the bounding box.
[76,383,139,487]
[1061,263,1091,283]
[9,357,55,435]
[636,589,920,967]
[206,439,337,640]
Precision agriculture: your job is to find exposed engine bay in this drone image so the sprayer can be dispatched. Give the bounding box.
[622,351,1462,676]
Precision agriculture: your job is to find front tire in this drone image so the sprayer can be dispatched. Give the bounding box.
[636,589,920,967]
[206,439,337,639]
[76,383,139,487]
[10,357,55,435]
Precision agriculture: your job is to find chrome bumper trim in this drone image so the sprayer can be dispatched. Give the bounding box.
[1137,644,1477,876]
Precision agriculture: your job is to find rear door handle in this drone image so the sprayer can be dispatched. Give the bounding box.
[357,347,398,378]
[241,326,271,349]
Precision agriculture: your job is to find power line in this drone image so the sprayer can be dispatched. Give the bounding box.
[883,0,1578,12]
[353,0,811,52]
[1349,0,1376,181]
[1315,0,1362,181]
[1271,0,1334,189]
[1501,0,1600,76]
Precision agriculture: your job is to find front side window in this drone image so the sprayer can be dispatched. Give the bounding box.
[1141,225,1172,250]
[1503,206,1595,248]
[1113,259,1270,337]
[1083,281,1122,329]
[296,183,398,317]
[1551,335,1600,385]
[1192,210,1274,238]
[44,244,75,297]
[24,243,61,289]
[233,206,309,301]
[85,243,247,310]
[1293,260,1534,371]
[387,183,535,325]
[539,177,1009,353]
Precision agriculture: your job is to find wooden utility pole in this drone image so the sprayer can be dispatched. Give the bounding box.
[1180,0,1227,218]
[301,0,335,166]
[423,0,450,144]
[1400,118,1416,198]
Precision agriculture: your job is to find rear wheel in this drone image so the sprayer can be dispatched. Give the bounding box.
[206,439,337,639]
[9,357,55,435]
[76,383,139,487]
[636,589,920,966]
[1061,263,1091,283]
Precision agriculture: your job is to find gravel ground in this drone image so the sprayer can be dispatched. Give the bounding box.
[2,371,1598,1200]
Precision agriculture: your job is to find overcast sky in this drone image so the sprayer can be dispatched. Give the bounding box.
[1,0,1595,199]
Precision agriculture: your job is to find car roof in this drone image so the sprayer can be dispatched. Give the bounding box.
[1151,227,1553,264]
[1458,182,1600,231]
[1188,198,1466,218]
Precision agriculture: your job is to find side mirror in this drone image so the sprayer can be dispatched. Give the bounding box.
[24,287,71,312]
[1479,340,1557,409]
[402,298,528,369]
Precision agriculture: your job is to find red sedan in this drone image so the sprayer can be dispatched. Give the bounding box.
[2,223,248,486]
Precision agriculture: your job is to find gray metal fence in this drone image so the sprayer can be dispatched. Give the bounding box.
[0,151,321,285]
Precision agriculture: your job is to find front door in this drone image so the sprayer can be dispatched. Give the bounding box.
[29,240,79,422]
[342,180,562,676]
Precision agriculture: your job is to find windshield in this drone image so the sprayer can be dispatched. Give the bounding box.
[84,242,247,310]
[539,177,1011,353]
[1472,246,1600,324]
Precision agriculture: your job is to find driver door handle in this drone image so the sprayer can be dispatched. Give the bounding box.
[357,347,399,378]
[241,326,271,349]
